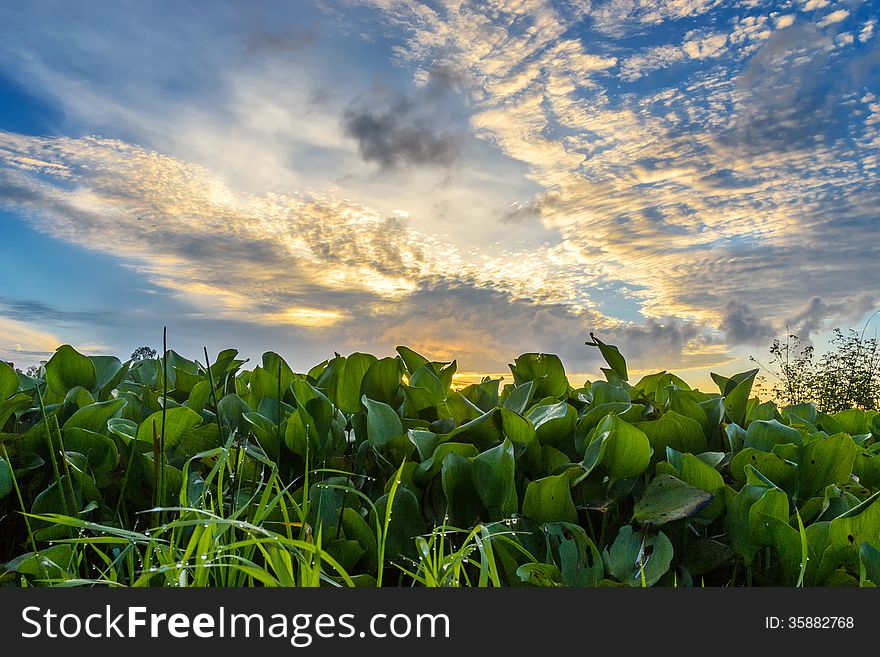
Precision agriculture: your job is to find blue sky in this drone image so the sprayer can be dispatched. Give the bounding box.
[0,0,878,387]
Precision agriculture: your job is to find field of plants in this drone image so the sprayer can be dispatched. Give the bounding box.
[2,335,879,587]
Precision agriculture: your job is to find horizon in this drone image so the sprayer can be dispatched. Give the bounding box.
[1,1,878,384]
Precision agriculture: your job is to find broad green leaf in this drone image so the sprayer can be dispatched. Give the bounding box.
[634,474,713,525]
[502,380,534,414]
[545,522,604,587]
[527,401,576,447]
[635,411,706,461]
[361,357,401,406]
[0,392,31,428]
[603,525,672,587]
[859,542,880,586]
[440,452,483,527]
[516,562,562,587]
[362,396,404,449]
[407,429,438,462]
[744,419,803,452]
[6,544,73,580]
[439,408,501,451]
[723,369,757,426]
[594,415,650,480]
[509,353,569,399]
[523,474,576,524]
[335,353,377,414]
[415,442,479,485]
[45,345,97,395]
[730,448,798,490]
[136,406,204,451]
[62,399,126,433]
[0,360,18,400]
[61,428,119,479]
[799,433,857,498]
[587,334,628,381]
[396,346,430,375]
[471,439,518,520]
[832,409,869,436]
[372,485,428,562]
[0,457,12,498]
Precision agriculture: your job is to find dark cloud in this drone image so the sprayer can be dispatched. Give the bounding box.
[245,28,317,55]
[719,301,775,345]
[342,68,467,170]
[0,297,110,326]
[604,317,704,361]
[785,294,876,343]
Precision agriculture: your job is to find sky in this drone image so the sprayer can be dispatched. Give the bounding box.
[0,0,878,389]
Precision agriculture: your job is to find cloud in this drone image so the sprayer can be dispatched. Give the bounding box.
[719,301,775,345]
[786,295,876,342]
[817,9,849,28]
[342,70,467,169]
[0,297,110,326]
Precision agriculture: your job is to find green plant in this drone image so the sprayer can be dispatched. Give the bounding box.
[2,337,880,588]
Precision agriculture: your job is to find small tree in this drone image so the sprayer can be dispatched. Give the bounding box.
[130,346,158,361]
[754,329,880,412]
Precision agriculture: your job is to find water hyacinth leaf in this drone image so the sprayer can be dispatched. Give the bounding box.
[409,365,446,404]
[832,409,870,436]
[527,401,576,448]
[729,448,798,490]
[516,562,562,587]
[360,357,401,406]
[440,452,483,527]
[603,525,672,587]
[523,474,576,524]
[460,377,500,413]
[502,380,534,414]
[509,353,569,399]
[799,433,857,499]
[0,393,32,428]
[439,408,502,451]
[723,369,757,426]
[826,493,880,574]
[6,544,74,580]
[45,345,97,396]
[471,439,517,520]
[444,391,484,425]
[544,523,604,587]
[396,346,431,375]
[415,442,479,485]
[859,542,880,586]
[634,474,713,525]
[635,411,707,462]
[0,457,12,498]
[679,453,725,518]
[0,360,18,400]
[362,396,404,449]
[407,429,438,462]
[595,415,650,480]
[217,393,252,441]
[136,406,204,451]
[744,419,803,452]
[590,381,630,406]
[61,428,118,479]
[335,352,377,414]
[665,388,709,435]
[783,403,818,426]
[682,539,735,576]
[586,333,628,381]
[62,399,126,433]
